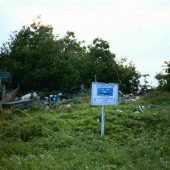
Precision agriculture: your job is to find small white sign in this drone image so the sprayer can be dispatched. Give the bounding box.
[91,82,118,106]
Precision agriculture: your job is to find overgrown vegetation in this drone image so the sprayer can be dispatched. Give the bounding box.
[0,17,140,93]
[0,91,169,169]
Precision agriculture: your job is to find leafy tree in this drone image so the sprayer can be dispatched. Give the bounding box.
[86,38,117,83]
[83,39,140,93]
[0,19,56,90]
[56,31,86,90]
[155,61,170,91]
[0,19,87,91]
[116,58,141,93]
[0,19,141,93]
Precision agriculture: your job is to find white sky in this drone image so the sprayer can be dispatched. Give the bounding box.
[0,0,170,86]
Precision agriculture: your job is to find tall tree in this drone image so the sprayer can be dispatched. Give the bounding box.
[87,38,116,83]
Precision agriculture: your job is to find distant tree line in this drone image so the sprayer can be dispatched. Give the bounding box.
[0,19,140,93]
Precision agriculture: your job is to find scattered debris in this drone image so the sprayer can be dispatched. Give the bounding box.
[2,91,42,109]
[21,92,38,101]
[66,104,72,108]
[3,100,33,109]
[147,104,158,109]
[119,94,141,104]
[61,99,70,104]
[114,109,123,113]
[130,98,137,102]
[134,105,144,113]
[42,93,63,106]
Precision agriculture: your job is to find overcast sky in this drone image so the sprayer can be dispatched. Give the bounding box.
[0,0,170,86]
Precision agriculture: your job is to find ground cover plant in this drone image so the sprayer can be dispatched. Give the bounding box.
[0,91,169,170]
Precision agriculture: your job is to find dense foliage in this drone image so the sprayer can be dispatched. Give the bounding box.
[155,61,170,91]
[0,19,140,93]
[0,91,169,169]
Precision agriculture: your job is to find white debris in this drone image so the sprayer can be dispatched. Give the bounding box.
[66,104,71,108]
[134,105,144,113]
[21,92,38,101]
[114,109,123,113]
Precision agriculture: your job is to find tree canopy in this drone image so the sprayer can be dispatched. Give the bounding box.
[155,61,170,91]
[0,19,140,93]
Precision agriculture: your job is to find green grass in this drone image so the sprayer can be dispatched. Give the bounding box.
[0,91,169,170]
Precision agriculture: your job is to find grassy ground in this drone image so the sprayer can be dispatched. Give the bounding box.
[0,91,169,170]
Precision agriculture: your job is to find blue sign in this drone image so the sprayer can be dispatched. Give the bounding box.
[97,88,113,96]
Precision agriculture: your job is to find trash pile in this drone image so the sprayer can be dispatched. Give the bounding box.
[2,91,40,109]
[2,88,159,113]
[3,90,84,110]
[42,93,63,105]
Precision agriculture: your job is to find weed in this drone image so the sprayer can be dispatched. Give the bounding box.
[0,91,169,169]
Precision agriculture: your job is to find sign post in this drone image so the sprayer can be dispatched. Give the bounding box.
[91,82,118,138]
[101,105,106,138]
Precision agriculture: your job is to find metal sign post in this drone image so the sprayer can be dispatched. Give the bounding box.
[101,105,106,138]
[91,82,119,138]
